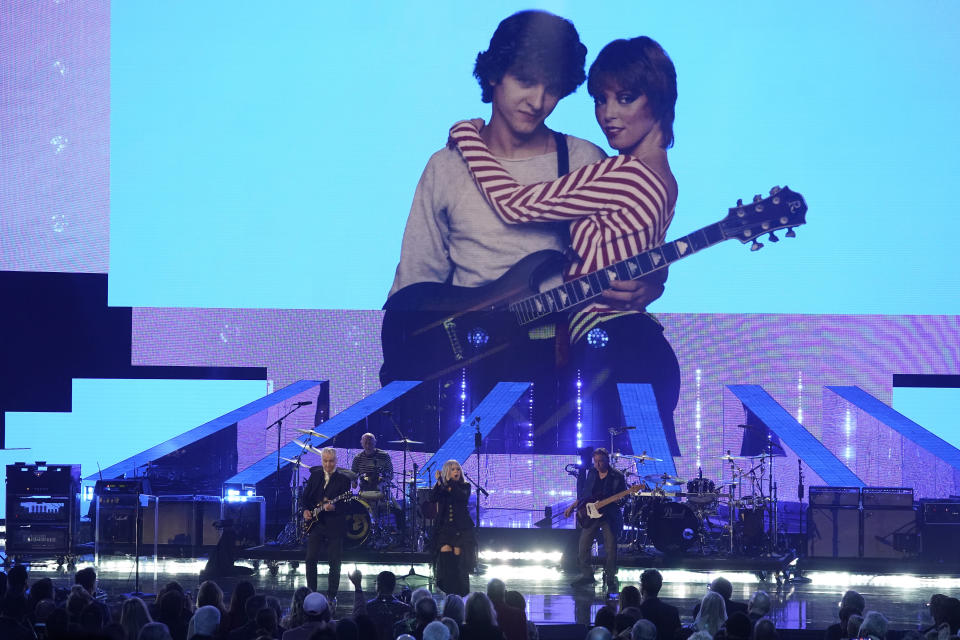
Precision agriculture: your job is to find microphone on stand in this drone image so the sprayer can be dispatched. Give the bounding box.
[293,401,313,407]
[797,459,805,500]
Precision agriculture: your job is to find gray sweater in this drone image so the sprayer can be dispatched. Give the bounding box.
[388,135,606,299]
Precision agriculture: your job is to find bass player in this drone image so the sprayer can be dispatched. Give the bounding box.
[565,447,626,591]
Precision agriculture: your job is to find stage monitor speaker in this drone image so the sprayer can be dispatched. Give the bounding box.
[808,506,860,558]
[861,507,918,559]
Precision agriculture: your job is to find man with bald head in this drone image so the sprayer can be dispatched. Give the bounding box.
[351,432,393,492]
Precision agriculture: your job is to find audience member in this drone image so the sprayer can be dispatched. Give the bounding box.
[748,592,771,625]
[7,565,29,597]
[197,580,228,616]
[26,576,54,617]
[858,611,888,640]
[692,591,728,637]
[228,594,266,640]
[354,614,378,640]
[281,592,332,640]
[80,600,107,636]
[846,614,864,640]
[366,571,412,640]
[188,605,221,640]
[226,582,256,633]
[505,590,538,640]
[157,588,190,640]
[140,621,175,640]
[632,619,658,640]
[620,586,642,611]
[281,586,310,631]
[587,627,613,640]
[45,607,72,639]
[0,594,35,640]
[487,579,527,640]
[461,592,506,640]
[424,619,453,640]
[595,605,617,633]
[254,607,279,640]
[826,592,866,640]
[441,616,461,640]
[615,610,641,638]
[122,596,155,640]
[724,612,753,640]
[74,567,97,597]
[66,584,93,623]
[102,621,127,640]
[693,577,747,619]
[0,571,7,599]
[753,618,778,640]
[334,617,358,640]
[412,594,440,639]
[442,594,465,626]
[639,569,682,640]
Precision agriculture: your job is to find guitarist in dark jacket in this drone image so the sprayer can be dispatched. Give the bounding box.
[565,448,626,591]
[302,447,352,600]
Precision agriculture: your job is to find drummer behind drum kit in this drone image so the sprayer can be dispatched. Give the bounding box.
[286,431,427,551]
[613,448,786,557]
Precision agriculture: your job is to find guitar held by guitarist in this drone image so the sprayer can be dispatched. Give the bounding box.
[301,447,352,600]
[566,448,629,591]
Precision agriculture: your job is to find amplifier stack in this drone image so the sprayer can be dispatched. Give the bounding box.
[807,486,919,559]
[5,462,80,561]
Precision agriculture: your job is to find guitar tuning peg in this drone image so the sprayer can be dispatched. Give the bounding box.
[769,186,781,196]
[785,227,796,238]
[751,239,764,251]
[737,198,743,207]
[753,194,762,203]
[768,232,779,243]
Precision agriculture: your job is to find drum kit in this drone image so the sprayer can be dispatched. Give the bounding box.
[613,449,784,557]
[281,430,429,551]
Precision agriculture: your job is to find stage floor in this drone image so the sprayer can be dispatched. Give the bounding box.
[17,554,959,631]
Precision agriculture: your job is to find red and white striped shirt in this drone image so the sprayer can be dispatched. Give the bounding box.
[449,120,674,343]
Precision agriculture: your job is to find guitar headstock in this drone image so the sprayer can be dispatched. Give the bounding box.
[720,186,807,251]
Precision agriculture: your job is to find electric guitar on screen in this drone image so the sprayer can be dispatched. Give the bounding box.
[380,186,807,383]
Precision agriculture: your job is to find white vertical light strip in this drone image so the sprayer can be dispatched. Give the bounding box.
[797,370,804,424]
[695,368,702,468]
[844,407,853,461]
[460,368,467,424]
[576,369,583,449]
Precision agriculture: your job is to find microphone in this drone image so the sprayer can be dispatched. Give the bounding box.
[294,401,313,407]
[381,409,392,415]
[470,416,480,427]
[797,459,805,501]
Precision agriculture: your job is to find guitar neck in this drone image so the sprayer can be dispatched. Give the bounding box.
[510,221,726,326]
[593,487,635,511]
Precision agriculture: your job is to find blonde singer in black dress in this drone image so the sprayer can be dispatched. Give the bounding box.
[431,459,474,595]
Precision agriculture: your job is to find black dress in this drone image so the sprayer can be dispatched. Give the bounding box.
[431,479,474,548]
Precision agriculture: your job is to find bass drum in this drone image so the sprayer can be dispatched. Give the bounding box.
[341,497,372,548]
[646,502,699,553]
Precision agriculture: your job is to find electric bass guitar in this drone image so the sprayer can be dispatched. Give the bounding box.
[576,484,645,527]
[381,186,807,383]
[302,490,355,534]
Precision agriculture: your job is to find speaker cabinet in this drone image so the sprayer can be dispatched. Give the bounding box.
[861,508,918,559]
[808,507,860,558]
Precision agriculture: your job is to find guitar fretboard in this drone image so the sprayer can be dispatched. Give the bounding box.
[509,222,726,325]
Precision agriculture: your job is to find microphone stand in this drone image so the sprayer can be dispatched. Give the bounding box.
[265,402,311,542]
[471,417,484,527]
[386,412,415,547]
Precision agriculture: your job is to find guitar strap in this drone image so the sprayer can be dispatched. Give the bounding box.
[552,130,573,367]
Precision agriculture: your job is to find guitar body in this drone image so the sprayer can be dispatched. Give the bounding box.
[380,250,566,384]
[379,187,807,384]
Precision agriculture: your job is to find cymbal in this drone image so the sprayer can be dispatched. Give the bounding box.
[296,428,330,439]
[631,452,663,462]
[388,438,424,445]
[719,453,756,462]
[280,456,311,469]
[292,440,324,456]
[643,473,684,485]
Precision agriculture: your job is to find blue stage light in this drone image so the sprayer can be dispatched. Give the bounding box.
[467,328,489,348]
[586,327,609,348]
